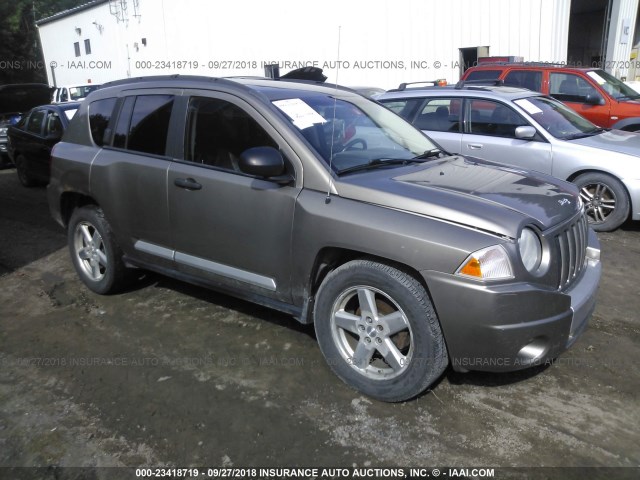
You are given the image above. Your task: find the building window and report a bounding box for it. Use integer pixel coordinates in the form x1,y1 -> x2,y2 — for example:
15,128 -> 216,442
74,42 -> 80,57
84,39 -> 91,55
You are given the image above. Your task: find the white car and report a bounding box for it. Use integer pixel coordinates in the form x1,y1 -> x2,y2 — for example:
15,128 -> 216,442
378,84 -> 640,231
52,84 -> 101,103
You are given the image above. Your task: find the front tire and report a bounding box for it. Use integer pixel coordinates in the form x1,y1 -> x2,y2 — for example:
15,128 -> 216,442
314,260 -> 448,402
68,206 -> 130,294
574,172 -> 629,232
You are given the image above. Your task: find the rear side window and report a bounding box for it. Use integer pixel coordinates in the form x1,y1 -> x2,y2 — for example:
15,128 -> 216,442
26,110 -> 46,135
413,98 -> 462,132
89,98 -> 117,146
44,111 -> 63,137
127,95 -> 174,156
465,70 -> 501,81
504,70 -> 542,92
378,98 -> 425,121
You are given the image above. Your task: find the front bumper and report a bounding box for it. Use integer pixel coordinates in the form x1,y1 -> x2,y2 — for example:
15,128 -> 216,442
624,177 -> 640,221
422,229 -> 601,372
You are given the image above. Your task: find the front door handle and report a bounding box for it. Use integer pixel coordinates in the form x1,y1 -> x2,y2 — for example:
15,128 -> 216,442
174,177 -> 202,191
468,143 -> 483,150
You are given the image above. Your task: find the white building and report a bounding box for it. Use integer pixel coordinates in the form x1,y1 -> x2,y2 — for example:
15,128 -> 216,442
36,0 -> 640,90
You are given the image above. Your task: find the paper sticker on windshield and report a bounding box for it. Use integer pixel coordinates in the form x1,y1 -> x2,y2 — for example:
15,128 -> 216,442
515,99 -> 543,115
273,98 -> 326,129
587,71 -> 607,85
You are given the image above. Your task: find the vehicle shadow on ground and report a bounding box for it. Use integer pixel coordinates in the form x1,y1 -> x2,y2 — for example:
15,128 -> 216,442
134,270 -> 316,338
619,219 -> 640,232
0,172 -> 67,275
124,271 -> 555,393
445,363 -> 551,387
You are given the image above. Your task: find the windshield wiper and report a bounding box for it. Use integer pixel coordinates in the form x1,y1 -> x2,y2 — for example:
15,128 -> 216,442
564,127 -> 608,140
413,148 -> 447,159
336,158 -> 425,175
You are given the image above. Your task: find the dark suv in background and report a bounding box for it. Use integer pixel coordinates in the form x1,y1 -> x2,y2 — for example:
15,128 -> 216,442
461,63 -> 640,131
0,83 -> 52,166
47,75 -> 600,402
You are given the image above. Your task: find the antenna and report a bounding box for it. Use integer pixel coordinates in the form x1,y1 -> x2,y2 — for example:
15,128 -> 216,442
325,26 -> 341,204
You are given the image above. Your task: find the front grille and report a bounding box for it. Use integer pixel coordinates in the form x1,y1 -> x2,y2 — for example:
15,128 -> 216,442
555,211 -> 589,290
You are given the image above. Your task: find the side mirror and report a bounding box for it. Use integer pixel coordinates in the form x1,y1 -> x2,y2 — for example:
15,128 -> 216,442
585,93 -> 604,105
239,146 -> 291,184
515,126 -> 537,140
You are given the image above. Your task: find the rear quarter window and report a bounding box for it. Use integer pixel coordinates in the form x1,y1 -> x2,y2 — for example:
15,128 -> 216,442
89,98 -> 117,146
504,70 -> 542,92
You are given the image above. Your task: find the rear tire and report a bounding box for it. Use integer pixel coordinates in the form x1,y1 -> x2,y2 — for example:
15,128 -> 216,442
574,172 -> 629,232
314,260 -> 448,402
68,206 -> 130,294
15,154 -> 36,187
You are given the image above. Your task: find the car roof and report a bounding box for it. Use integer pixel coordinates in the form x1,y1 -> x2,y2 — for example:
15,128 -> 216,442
378,85 -> 544,101
27,102 -> 82,112
96,75 -> 360,101
467,63 -> 598,72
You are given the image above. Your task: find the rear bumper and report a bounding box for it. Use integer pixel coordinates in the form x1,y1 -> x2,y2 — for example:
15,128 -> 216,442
422,229 -> 601,372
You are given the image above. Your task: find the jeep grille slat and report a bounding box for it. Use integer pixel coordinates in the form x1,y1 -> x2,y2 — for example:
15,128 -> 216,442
555,212 -> 588,290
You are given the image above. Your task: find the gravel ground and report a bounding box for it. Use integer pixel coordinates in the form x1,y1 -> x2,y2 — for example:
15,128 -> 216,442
0,167 -> 638,480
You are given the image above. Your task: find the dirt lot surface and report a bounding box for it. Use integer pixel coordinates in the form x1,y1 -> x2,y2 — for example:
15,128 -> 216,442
0,168 -> 639,479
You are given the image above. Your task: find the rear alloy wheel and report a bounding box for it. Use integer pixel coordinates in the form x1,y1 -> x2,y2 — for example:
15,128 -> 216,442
574,172 -> 629,232
68,206 -> 130,294
314,260 -> 448,402
15,154 -> 36,187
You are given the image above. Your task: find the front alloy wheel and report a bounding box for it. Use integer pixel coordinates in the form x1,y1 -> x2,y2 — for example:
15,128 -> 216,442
331,286 -> 413,380
575,172 -> 629,232
314,260 -> 448,402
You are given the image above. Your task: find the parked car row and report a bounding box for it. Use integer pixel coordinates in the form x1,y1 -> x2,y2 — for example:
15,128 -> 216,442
0,83 -> 53,167
377,83 -> 640,231
0,82 -> 99,182
461,63 -> 640,131
8,102 -> 80,186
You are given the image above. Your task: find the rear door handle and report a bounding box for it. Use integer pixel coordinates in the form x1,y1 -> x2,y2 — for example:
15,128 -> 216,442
174,177 -> 202,191
468,143 -> 483,150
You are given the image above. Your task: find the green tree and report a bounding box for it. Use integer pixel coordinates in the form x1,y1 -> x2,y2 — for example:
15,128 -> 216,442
0,0 -> 87,84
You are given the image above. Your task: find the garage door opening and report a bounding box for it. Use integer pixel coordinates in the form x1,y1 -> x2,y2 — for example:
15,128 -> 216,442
459,46 -> 490,77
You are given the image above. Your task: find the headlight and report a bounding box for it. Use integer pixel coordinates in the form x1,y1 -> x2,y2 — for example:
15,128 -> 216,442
456,245 -> 513,280
0,127 -> 7,135
518,227 -> 542,273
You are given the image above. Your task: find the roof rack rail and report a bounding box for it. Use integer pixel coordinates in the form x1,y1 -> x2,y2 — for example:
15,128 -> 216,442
455,79 -> 504,89
396,79 -> 447,90
475,61 -> 568,67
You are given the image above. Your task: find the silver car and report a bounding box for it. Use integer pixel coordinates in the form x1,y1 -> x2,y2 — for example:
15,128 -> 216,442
378,85 -> 640,231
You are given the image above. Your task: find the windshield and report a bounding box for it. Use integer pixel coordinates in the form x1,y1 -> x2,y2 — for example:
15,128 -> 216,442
514,96 -> 603,140
587,69 -> 640,100
271,92 -> 437,174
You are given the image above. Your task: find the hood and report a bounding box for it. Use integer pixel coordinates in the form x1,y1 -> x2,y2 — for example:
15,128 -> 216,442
336,156 -> 580,238
569,129 -> 640,157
